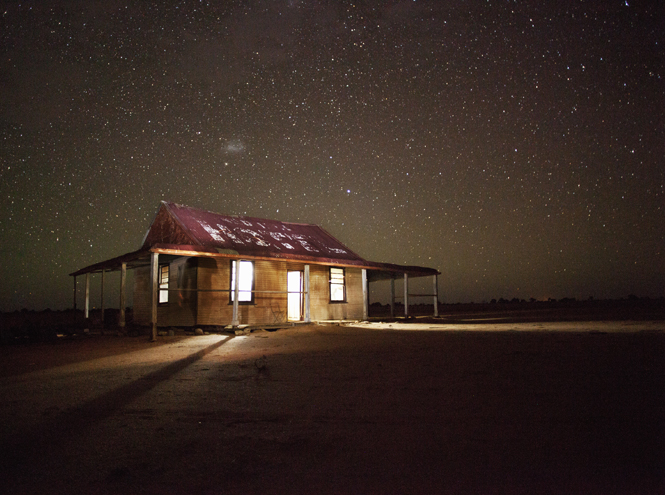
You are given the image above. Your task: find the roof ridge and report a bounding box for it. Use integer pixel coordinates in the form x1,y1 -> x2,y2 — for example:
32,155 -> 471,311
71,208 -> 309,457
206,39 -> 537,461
163,201 -> 328,228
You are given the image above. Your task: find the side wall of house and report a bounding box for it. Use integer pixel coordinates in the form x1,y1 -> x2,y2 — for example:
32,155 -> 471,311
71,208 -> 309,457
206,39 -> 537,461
133,256 -> 365,327
309,265 -> 364,321
133,257 -> 198,327
133,266 -> 150,325
196,259 -> 364,326
196,258 -> 289,326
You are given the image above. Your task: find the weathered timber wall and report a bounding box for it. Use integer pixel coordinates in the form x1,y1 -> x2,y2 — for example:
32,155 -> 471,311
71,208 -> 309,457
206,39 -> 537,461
309,265 -> 363,321
196,258 -> 290,326
133,266 -> 150,325
135,256 -> 364,326
133,257 -> 198,327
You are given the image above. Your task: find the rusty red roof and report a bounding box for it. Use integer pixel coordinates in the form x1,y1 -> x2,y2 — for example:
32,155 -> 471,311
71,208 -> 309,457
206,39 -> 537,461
70,201 -> 439,278
142,201 -> 366,263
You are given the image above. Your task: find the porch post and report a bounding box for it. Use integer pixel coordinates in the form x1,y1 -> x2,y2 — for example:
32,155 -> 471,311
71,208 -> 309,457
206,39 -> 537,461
390,277 -> 395,317
100,269 -> 105,329
119,262 -> 127,328
433,274 -> 439,317
362,269 -> 368,321
304,264 -> 311,323
84,273 -> 90,320
231,260 -> 240,327
403,273 -> 409,317
150,252 -> 159,341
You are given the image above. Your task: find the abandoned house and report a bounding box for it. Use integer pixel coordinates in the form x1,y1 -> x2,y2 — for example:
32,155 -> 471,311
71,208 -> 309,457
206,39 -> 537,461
70,201 -> 440,337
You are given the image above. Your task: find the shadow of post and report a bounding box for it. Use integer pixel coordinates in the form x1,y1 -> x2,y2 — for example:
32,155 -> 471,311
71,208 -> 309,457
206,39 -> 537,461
0,335 -> 234,479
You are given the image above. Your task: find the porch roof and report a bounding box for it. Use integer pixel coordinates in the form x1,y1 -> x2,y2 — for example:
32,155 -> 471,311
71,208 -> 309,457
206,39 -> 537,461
69,244 -> 439,279
70,202 -> 439,279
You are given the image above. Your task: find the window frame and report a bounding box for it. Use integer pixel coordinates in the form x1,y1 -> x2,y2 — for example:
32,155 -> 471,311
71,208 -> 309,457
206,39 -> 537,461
329,266 -> 346,303
229,260 -> 255,305
159,264 -> 169,305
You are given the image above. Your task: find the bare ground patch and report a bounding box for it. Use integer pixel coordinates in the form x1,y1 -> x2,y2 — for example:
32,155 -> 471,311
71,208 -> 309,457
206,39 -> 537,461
0,321 -> 663,494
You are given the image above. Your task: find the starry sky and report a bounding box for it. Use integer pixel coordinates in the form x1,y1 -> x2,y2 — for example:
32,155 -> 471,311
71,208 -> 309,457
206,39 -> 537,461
1,1 -> 663,311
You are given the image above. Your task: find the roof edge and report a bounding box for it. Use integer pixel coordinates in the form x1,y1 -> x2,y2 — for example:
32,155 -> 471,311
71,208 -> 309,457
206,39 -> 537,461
69,248 -> 151,277
70,244 -> 439,278
141,201 -> 202,249
160,201 -> 203,247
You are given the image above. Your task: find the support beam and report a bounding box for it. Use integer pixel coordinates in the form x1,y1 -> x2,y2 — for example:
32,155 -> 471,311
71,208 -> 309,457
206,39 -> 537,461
119,262 -> 127,328
84,273 -> 90,320
231,260 -> 240,327
304,264 -> 311,323
362,269 -> 368,321
433,274 -> 439,317
390,278 -> 395,318
100,269 -> 105,329
403,273 -> 409,317
150,252 -> 159,341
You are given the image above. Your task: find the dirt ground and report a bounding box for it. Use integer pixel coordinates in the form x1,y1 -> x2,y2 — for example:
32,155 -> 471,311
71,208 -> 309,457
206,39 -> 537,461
0,319 -> 664,495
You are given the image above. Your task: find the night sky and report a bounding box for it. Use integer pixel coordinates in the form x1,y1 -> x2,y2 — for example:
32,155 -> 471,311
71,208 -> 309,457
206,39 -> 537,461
1,1 -> 663,312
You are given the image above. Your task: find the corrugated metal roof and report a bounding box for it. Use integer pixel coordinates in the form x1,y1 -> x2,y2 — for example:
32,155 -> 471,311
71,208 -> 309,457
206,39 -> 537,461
70,201 -> 440,278
143,201 -> 366,263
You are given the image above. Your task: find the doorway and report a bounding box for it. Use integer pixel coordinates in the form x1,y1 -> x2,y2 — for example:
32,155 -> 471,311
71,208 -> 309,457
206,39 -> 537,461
287,270 -> 303,321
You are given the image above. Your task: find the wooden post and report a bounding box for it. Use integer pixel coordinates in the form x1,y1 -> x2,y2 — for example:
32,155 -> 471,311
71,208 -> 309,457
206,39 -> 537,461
390,277 -> 395,317
304,264 -> 311,323
150,252 -> 159,341
403,273 -> 409,318
362,269 -> 368,321
100,269 -> 105,329
433,274 -> 439,317
231,260 -> 240,327
119,262 -> 126,328
84,273 -> 90,320
73,275 -> 77,311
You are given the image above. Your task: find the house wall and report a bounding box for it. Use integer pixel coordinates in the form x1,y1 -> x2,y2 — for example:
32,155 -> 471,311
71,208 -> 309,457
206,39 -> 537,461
196,258 -> 290,326
133,266 -> 149,325
196,258 -> 364,326
309,265 -> 364,321
133,257 -> 198,327
134,256 -> 364,327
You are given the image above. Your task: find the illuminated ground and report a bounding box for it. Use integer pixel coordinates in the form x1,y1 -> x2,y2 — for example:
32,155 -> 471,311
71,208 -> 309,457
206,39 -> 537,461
1,321 -> 663,494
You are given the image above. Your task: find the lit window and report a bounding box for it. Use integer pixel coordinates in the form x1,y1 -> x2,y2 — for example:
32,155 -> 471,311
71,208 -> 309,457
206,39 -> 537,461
159,265 -> 169,304
330,267 -> 346,302
230,260 -> 254,303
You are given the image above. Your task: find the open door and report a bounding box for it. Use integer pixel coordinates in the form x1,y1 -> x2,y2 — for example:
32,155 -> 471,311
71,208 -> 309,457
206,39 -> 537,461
287,270 -> 303,321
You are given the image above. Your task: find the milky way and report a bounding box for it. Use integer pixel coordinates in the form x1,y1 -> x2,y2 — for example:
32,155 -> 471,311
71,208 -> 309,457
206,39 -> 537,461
1,1 -> 663,311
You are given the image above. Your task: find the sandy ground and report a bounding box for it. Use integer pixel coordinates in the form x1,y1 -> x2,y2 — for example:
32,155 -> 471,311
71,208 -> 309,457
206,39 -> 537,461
0,321 -> 664,495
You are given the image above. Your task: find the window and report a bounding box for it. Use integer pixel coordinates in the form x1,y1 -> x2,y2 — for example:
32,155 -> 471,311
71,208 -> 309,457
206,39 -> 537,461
329,267 -> 346,302
230,260 -> 254,303
159,265 -> 169,304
